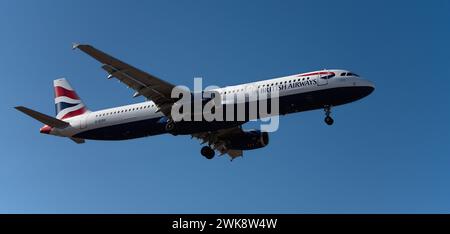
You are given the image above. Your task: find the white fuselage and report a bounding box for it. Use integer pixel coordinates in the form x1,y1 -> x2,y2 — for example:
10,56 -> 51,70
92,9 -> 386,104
49,69 -> 374,140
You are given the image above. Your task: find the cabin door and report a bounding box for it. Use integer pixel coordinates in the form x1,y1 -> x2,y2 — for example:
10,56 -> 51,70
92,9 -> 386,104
316,71 -> 328,86
79,114 -> 88,129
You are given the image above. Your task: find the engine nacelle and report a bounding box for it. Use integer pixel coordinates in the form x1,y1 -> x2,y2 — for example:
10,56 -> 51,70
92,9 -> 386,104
227,130 -> 269,150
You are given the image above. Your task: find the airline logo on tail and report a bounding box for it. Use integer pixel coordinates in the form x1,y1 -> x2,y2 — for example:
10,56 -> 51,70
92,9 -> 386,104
54,78 -> 89,119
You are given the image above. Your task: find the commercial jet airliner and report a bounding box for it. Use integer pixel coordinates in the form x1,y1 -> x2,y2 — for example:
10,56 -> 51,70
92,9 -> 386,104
16,44 -> 374,160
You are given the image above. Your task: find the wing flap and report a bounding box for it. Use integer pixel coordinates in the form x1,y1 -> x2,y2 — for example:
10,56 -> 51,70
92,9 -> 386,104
227,150 -> 243,160
192,126 -> 245,161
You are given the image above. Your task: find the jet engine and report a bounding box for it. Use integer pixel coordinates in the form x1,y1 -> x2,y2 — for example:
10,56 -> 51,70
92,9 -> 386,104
227,130 -> 269,150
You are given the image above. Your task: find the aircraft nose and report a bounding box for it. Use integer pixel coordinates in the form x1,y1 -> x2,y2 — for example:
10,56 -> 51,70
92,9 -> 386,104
366,79 -> 375,89
361,79 -> 375,97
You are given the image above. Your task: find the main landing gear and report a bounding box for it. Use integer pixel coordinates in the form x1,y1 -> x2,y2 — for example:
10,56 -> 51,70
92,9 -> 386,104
165,118 -> 175,132
201,146 -> 215,159
324,105 -> 334,126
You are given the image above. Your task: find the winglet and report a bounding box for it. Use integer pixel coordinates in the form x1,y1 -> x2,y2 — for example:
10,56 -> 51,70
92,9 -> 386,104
72,42 -> 80,50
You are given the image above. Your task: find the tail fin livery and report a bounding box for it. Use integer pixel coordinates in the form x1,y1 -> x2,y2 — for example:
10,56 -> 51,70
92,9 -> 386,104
54,78 -> 89,119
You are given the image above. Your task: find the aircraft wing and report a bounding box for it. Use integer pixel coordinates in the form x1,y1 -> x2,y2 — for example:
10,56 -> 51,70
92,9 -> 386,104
73,43 -> 181,116
192,126 -> 244,161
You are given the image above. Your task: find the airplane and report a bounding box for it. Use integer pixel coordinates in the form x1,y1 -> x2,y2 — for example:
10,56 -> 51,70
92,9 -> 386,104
15,44 -> 375,160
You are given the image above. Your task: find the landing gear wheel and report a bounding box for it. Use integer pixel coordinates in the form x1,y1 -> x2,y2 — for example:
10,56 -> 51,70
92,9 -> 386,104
324,105 -> 334,126
165,119 -> 175,132
201,146 -> 215,159
325,116 -> 334,125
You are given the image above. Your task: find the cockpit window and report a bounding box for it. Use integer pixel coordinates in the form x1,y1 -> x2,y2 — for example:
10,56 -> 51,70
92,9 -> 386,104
346,72 -> 359,77
340,72 -> 347,76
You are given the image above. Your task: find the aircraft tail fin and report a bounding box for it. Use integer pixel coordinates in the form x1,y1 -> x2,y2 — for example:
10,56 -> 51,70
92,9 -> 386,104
53,78 -> 90,119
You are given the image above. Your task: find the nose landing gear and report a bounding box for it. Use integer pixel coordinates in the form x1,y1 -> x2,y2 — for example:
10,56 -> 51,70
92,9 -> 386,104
325,116 -> 334,125
201,146 -> 215,159
324,105 -> 334,126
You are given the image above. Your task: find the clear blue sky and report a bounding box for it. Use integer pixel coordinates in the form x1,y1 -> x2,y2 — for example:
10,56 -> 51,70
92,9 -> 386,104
1,0 -> 449,213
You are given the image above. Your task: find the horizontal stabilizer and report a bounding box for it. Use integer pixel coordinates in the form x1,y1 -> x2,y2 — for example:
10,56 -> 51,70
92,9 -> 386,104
70,137 -> 85,144
15,106 -> 69,128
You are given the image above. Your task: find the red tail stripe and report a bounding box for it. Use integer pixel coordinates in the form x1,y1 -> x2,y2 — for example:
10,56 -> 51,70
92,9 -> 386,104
61,107 -> 87,119
54,86 -> 80,100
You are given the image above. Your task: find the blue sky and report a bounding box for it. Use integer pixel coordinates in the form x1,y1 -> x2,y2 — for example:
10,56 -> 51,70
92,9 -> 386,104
0,0 -> 449,213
